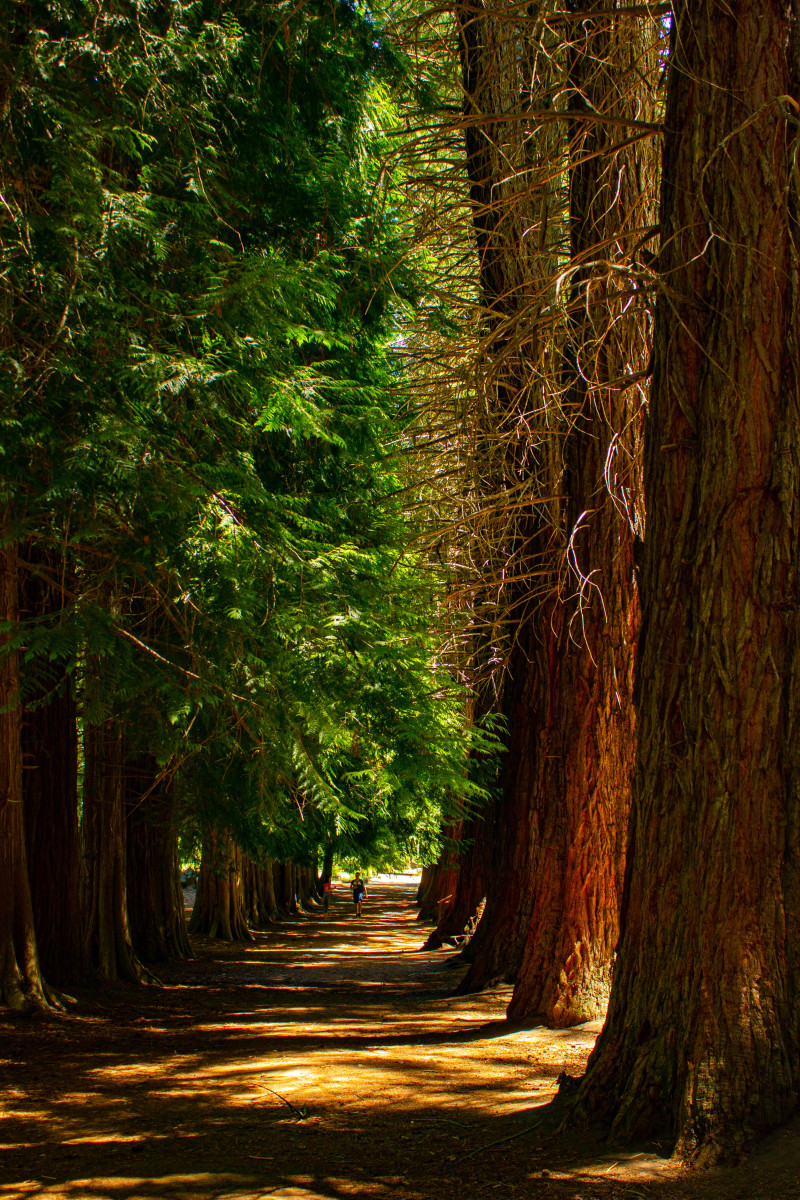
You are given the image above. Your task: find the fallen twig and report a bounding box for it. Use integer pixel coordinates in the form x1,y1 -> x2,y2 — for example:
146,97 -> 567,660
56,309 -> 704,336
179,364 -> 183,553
454,1117 -> 544,1164
258,1085 -> 307,1119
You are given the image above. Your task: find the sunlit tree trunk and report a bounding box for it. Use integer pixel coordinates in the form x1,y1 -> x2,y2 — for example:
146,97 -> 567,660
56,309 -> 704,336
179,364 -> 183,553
507,0 -> 658,1026
575,0 -> 800,1161
415,862 -> 441,920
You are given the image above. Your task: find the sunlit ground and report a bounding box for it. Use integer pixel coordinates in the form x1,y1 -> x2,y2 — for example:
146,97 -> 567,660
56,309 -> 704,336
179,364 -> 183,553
2,880 -> 799,1200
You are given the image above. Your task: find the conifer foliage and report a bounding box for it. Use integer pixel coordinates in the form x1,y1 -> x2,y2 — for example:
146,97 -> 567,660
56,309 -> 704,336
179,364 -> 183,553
0,0 -> 476,1005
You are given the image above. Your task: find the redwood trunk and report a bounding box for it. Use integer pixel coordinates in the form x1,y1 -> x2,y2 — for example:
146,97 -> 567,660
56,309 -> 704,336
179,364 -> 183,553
82,721 -> 154,983
415,863 -> 438,917
125,763 -> 192,962
0,544 -> 55,1010
456,626 -> 552,991
189,832 -> 253,941
575,0 -> 800,1160
420,814 -> 491,949
450,0 -> 570,993
416,832 -> 462,926
424,812 -> 493,951
20,552 -> 85,985
506,0 -> 657,1026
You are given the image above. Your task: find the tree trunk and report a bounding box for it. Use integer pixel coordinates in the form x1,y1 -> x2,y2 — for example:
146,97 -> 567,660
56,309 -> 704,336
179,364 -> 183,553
0,544 -> 56,1010
20,550 -> 86,986
416,852 -> 458,923
82,720 -> 154,983
189,832 -> 253,941
274,860 -> 298,915
455,624 -> 554,991
125,761 -> 192,962
415,863 -> 437,915
448,0 -> 572,994
296,866 -> 317,912
242,857 -> 278,928
422,809 -> 493,951
321,844 -> 334,885
506,0 -> 658,1027
575,0 -> 800,1161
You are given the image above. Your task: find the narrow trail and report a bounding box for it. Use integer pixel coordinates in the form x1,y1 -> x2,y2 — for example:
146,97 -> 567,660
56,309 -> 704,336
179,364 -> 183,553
2,880 -> 798,1200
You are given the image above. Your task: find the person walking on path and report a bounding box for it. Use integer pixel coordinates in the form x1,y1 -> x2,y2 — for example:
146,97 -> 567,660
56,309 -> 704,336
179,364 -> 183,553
322,878 -> 333,913
351,874 -> 367,916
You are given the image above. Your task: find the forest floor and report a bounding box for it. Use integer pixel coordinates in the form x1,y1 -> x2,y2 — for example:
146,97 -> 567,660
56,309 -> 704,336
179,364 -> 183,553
2,878 -> 799,1200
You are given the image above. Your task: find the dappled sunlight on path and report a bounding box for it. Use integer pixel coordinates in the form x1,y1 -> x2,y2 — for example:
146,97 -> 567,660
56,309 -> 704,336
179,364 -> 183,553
3,880 -> 799,1200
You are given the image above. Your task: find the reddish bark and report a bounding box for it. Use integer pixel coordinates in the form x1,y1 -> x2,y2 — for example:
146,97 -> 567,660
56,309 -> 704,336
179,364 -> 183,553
575,0 -> 800,1160
296,866 -> 317,913
455,626 -> 554,992
506,0 -> 656,1026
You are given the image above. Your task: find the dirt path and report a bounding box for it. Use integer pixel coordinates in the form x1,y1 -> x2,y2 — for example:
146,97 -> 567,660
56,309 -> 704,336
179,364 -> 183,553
2,879 -> 799,1200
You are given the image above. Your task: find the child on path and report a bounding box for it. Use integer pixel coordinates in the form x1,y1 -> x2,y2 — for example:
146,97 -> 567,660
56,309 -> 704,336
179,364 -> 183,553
322,878 -> 333,913
351,874 -> 367,916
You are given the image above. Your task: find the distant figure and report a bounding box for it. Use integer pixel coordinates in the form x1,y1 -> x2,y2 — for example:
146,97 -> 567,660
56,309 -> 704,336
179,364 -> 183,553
322,878 -> 333,913
351,874 -> 367,916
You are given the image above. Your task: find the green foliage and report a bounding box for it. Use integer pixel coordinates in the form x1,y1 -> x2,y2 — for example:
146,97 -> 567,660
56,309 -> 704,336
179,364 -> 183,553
1,0 -> 495,868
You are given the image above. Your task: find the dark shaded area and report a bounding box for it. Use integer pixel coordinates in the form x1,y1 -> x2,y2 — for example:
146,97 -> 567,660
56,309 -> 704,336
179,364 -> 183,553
2,882 -> 798,1200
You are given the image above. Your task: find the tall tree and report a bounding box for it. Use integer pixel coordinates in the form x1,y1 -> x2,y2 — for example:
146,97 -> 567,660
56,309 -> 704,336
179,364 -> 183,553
574,0 -> 800,1160
506,0 -> 659,1026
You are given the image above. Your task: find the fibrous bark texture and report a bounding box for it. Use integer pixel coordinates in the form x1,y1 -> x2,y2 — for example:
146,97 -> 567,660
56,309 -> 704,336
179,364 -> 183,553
575,0 -> 800,1161
0,544 -> 55,1010
452,0 -> 658,1014
506,0 -> 658,1027
83,721 -> 154,983
447,0 -> 565,992
126,762 -> 192,962
20,551 -> 85,986
190,832 -> 253,942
